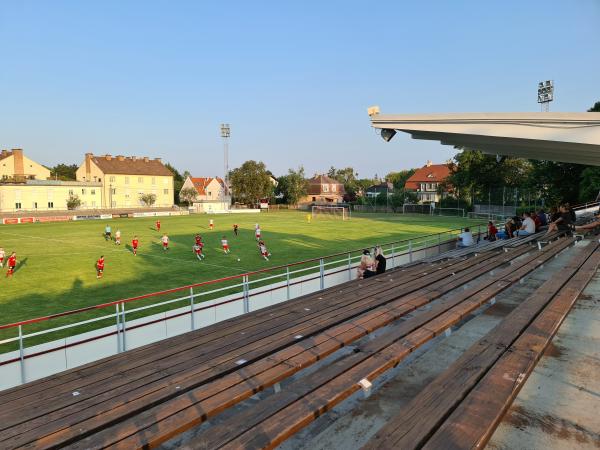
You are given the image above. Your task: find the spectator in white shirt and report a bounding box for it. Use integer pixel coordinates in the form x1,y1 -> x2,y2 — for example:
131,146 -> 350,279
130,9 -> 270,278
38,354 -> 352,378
516,212 -> 536,236
457,227 -> 474,248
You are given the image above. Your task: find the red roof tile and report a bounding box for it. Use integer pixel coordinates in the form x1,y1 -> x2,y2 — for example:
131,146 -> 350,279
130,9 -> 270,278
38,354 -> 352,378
405,164 -> 450,190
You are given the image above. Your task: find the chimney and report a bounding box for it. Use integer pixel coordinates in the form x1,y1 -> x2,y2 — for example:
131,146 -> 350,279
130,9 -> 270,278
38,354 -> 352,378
85,153 -> 93,181
154,157 -> 162,163
426,160 -> 432,167
117,155 -> 125,161
105,154 -> 112,161
143,156 -> 149,162
12,149 -> 24,176
1,149 -> 8,158
131,156 -> 137,161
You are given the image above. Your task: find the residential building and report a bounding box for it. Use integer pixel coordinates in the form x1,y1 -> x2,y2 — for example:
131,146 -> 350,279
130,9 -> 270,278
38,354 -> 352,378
365,181 -> 394,198
179,176 -> 229,213
0,148 -> 50,181
0,149 -> 103,212
404,160 -> 451,203
75,153 -> 174,208
299,174 -> 345,204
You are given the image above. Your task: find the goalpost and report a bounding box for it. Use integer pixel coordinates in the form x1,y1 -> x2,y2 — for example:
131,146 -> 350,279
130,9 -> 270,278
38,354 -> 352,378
311,205 -> 350,220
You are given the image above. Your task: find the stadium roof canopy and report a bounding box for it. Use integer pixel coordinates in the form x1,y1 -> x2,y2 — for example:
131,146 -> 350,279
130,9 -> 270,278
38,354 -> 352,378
370,112 -> 600,166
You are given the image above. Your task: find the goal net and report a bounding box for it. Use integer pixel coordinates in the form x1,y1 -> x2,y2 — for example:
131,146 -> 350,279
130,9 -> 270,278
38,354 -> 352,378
432,207 -> 465,217
402,203 -> 432,215
311,206 -> 350,220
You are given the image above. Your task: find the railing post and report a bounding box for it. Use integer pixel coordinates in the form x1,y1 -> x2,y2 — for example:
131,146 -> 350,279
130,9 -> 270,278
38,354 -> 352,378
243,275 -> 250,314
115,304 -> 122,353
391,244 -> 395,268
18,325 -> 25,384
438,233 -> 441,254
286,267 -> 291,300
347,253 -> 352,280
319,258 -> 325,290
190,287 -> 195,331
121,302 -> 127,352
408,240 -> 413,262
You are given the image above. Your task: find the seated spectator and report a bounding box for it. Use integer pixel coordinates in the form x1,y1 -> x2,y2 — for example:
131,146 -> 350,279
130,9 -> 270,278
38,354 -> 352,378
515,212 -> 536,236
503,218 -> 517,239
565,202 -> 577,223
537,209 -> 548,227
457,227 -> 474,248
357,249 -> 376,279
531,210 -> 542,232
574,214 -> 600,233
374,246 -> 387,274
547,204 -> 574,235
486,221 -> 498,241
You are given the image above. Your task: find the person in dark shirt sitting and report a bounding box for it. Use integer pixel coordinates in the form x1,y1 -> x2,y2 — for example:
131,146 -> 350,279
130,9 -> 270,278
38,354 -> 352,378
537,209 -> 548,227
374,246 -> 386,274
547,204 -> 573,235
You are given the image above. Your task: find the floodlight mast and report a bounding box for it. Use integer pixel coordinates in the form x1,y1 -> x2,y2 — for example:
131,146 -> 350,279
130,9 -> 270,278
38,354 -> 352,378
220,123 -> 230,199
537,80 -> 554,112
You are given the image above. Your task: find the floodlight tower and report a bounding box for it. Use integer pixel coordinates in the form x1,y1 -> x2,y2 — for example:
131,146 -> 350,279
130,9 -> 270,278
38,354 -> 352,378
537,80 -> 554,112
220,123 -> 230,198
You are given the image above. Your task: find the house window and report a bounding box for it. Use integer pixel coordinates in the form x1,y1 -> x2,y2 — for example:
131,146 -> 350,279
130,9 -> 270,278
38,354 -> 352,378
33,202 -> 38,209
111,188 -> 116,195
91,189 -> 95,195
111,201 -> 117,207
164,189 -> 169,195
109,176 -> 115,183
332,185 -> 337,192
322,184 -> 329,192
420,183 -> 425,191
125,177 -> 130,184
69,189 -> 74,195
152,177 -> 156,185
208,191 -> 211,197
312,197 -> 316,202
15,202 -> 22,209
138,177 -> 143,183
82,188 -> 86,195
92,201 -> 96,207
48,202 -> 54,209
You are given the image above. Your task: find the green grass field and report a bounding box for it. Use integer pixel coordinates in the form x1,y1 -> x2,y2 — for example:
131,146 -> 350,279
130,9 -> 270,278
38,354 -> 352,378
0,211 -> 481,346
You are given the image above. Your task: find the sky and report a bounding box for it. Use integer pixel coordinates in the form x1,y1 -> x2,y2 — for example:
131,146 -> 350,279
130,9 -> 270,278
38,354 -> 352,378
1,0 -> 599,179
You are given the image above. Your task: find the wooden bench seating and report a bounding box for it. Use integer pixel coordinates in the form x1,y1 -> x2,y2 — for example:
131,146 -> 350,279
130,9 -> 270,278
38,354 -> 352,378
0,237 -> 578,450
151,237 -> 575,450
0,243 -> 525,448
363,240 -> 600,450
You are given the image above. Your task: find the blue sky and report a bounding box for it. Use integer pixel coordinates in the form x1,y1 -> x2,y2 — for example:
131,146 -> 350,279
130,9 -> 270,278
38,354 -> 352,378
1,1 -> 598,178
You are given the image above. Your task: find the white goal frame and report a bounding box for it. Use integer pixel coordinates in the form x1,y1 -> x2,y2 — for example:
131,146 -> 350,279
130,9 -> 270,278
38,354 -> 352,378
311,205 -> 350,220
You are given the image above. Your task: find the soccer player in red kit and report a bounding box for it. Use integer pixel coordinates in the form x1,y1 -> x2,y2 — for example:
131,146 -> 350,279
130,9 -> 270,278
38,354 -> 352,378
6,252 -> 16,277
193,242 -> 205,260
96,255 -> 105,279
132,236 -> 139,256
156,220 -> 161,232
221,236 -> 230,254
195,234 -> 202,246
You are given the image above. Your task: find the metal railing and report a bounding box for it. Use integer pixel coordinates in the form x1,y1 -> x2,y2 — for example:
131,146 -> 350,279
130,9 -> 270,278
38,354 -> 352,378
0,223 -> 485,385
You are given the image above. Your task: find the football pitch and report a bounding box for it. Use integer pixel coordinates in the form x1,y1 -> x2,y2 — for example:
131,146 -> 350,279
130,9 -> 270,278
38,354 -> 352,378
0,211 -> 480,331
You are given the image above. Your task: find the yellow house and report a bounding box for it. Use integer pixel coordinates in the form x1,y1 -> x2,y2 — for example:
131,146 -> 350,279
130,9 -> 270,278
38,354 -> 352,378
0,148 -> 50,181
0,149 -> 103,213
75,153 -> 174,208
0,180 -> 102,213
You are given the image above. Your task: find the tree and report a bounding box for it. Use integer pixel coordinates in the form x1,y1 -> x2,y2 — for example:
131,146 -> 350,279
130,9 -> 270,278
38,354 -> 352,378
165,163 -> 184,204
276,167 -> 307,205
386,169 -> 416,190
179,187 -> 198,205
66,194 -> 81,210
140,193 -> 157,207
229,160 -> 273,206
50,164 -> 78,181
